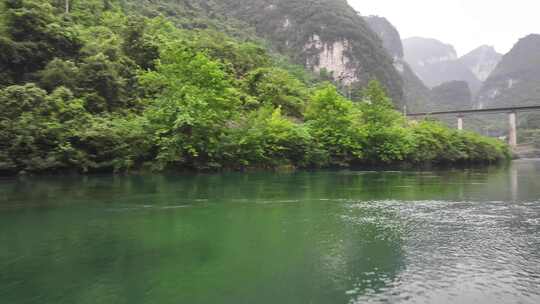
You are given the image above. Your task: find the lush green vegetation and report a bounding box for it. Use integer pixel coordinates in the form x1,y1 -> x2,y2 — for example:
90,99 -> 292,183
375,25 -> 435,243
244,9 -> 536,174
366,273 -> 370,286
0,0 -> 510,175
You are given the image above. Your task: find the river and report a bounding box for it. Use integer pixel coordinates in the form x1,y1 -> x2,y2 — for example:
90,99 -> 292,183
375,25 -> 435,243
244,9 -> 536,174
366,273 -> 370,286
1,159 -> 540,304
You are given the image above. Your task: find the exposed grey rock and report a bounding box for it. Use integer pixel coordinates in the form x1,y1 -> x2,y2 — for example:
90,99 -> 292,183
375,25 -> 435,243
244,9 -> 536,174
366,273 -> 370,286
403,37 -> 482,94
458,45 -> 502,82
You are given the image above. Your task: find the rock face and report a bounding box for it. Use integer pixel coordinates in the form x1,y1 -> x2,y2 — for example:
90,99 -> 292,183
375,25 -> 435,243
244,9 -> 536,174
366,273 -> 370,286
363,16 -> 403,60
476,34 -> 540,108
304,35 -> 356,85
364,16 -> 431,112
403,37 -> 482,94
458,45 -> 502,82
217,0 -> 404,104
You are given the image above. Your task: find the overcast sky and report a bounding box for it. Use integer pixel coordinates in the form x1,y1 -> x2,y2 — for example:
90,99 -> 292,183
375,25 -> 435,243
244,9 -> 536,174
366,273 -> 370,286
348,0 -> 540,56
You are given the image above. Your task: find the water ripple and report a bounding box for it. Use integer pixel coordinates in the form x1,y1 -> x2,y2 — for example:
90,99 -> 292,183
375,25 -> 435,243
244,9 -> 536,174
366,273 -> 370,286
343,200 -> 540,304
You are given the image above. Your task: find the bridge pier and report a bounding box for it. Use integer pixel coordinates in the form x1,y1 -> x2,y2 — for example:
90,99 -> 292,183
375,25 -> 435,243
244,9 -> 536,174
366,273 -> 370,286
406,106 -> 540,149
457,115 -> 464,131
509,111 -> 517,148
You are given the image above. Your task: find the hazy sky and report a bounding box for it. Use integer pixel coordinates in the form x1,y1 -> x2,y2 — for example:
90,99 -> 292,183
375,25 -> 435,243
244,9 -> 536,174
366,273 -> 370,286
348,0 -> 540,56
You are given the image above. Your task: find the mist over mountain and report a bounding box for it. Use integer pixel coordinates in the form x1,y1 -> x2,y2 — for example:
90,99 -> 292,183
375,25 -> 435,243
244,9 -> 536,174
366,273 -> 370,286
403,37 -> 482,94
363,16 -> 430,112
403,37 -> 458,68
477,34 -> 540,108
458,45 -> 502,82
364,16 -> 475,112
363,15 -> 403,60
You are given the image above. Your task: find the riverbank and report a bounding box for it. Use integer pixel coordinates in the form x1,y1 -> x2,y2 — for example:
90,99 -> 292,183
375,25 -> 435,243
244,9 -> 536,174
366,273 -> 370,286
1,157 -> 513,178
0,4 -> 509,176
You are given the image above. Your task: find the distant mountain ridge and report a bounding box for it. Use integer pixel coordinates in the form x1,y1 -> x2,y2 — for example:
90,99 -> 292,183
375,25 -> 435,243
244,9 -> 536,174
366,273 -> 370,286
459,45 -> 502,82
476,34 -> 540,108
402,37 -> 483,94
363,16 -> 430,112
364,17 -> 474,112
403,37 -> 458,67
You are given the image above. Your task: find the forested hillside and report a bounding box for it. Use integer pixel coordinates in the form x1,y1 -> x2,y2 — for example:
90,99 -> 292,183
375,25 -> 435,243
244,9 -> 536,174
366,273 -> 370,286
0,0 -> 509,175
477,34 -> 540,108
403,37 -> 482,94
215,0 -> 404,103
475,34 -> 540,147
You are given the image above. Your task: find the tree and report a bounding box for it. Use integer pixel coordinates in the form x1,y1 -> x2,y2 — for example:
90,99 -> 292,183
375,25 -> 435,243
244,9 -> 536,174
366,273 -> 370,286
360,80 -> 401,126
0,0 -> 81,84
305,84 -> 365,166
225,106 -> 315,168
359,80 -> 412,163
0,83 -> 49,119
243,67 -> 307,117
78,53 -> 125,112
39,58 -> 80,92
122,16 -> 159,70
0,84 -> 83,173
140,44 -> 241,169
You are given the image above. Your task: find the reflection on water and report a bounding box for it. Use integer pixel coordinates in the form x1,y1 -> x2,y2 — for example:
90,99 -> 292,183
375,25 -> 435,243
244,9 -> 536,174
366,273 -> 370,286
346,199 -> 540,303
0,160 -> 539,304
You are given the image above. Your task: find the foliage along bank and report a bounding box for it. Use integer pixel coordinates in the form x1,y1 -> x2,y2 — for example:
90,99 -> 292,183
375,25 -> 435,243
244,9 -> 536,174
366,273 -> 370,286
0,0 -> 510,175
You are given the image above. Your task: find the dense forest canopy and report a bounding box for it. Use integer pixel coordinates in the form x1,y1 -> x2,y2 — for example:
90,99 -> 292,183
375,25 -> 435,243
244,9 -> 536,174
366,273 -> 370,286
0,0 -> 509,175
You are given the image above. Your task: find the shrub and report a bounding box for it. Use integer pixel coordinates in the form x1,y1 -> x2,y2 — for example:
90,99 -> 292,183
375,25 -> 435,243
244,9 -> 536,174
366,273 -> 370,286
305,85 -> 366,166
224,107 -> 317,168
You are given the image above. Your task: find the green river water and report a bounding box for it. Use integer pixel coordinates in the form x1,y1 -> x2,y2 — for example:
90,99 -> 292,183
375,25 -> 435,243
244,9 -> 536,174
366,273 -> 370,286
1,159 -> 540,304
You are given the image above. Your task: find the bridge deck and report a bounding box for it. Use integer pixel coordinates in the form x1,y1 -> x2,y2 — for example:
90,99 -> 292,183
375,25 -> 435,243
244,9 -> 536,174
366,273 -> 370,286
406,105 -> 540,117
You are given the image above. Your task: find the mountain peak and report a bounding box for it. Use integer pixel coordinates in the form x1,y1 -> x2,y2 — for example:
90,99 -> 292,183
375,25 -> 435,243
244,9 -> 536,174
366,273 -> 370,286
402,37 -> 480,90
476,33 -> 540,107
489,33 -> 540,78
476,45 -> 497,51
459,45 -> 502,82
403,37 -> 458,65
463,45 -> 500,58
363,15 -> 403,60
521,33 -> 540,41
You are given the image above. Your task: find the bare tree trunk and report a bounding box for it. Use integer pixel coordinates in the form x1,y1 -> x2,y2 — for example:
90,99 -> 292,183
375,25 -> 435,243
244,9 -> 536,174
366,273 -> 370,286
65,0 -> 70,14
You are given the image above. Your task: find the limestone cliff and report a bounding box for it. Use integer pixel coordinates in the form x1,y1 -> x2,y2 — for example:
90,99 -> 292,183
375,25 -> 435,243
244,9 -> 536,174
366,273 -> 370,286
216,0 -> 404,104
303,35 -> 356,85
121,0 -> 405,104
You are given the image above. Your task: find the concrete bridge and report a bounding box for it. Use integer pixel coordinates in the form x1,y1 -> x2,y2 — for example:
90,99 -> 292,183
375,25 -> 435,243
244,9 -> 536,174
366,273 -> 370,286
406,105 -> 540,149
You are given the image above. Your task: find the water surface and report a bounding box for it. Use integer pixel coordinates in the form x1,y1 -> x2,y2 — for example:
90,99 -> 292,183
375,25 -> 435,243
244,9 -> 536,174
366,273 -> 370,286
1,160 -> 540,304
